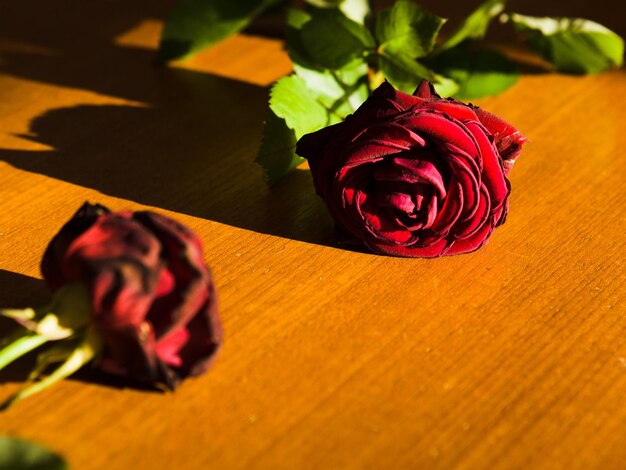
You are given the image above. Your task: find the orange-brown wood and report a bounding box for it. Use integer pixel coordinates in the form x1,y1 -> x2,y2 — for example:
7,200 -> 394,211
0,1 -> 625,468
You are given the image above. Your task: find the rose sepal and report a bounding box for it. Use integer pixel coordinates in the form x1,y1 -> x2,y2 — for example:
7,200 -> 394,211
0,283 -> 103,409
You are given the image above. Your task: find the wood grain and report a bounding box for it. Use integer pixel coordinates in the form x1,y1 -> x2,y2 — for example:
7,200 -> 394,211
0,1 -> 624,469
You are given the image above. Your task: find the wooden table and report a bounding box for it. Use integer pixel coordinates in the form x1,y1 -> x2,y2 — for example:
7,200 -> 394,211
1,1 -> 624,468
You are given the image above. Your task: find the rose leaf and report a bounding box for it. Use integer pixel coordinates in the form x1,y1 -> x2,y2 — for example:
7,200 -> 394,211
286,9 -> 319,69
379,49 -> 458,97
0,437 -> 67,470
293,59 -> 369,117
256,111 -> 302,184
435,0 -> 507,54
337,0 -> 371,25
299,9 -> 375,69
158,0 -> 276,62
304,0 -> 371,24
506,14 -> 624,74
425,45 -> 519,99
257,75 -> 333,183
375,0 -> 446,59
269,76 -> 330,138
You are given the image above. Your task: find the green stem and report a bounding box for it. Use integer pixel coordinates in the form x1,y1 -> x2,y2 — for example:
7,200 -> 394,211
2,329 -> 101,409
0,334 -> 47,370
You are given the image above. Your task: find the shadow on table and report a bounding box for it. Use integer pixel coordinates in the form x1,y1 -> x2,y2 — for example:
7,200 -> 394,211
0,0 -> 334,247
2,0 -> 623,250
0,99 -> 332,246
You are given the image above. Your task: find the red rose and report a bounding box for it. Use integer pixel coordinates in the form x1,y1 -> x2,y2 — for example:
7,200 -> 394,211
41,203 -> 222,389
296,81 -> 527,257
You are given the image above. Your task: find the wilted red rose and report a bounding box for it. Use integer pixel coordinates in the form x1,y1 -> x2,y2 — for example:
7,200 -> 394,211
41,202 -> 222,389
296,80 -> 527,257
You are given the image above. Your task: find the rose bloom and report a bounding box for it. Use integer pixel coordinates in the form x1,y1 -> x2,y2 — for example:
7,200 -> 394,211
41,203 -> 222,388
297,80 -> 527,257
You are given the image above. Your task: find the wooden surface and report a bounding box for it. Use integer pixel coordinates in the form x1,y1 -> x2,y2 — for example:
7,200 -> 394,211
1,1 -> 625,468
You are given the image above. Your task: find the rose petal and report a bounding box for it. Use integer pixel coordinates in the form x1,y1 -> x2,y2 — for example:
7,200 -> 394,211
155,268 -> 175,298
445,215 -> 496,256
62,215 -> 162,327
134,212 -> 222,379
464,121 -> 510,212
455,185 -> 491,239
473,106 -> 527,175
377,192 -> 416,213
41,202 -> 111,290
360,196 -> 410,241
447,154 -> 481,222
174,288 -> 222,377
335,166 -> 375,238
423,194 -> 438,229
399,112 -> 479,157
296,121 -> 343,165
155,328 -> 188,367
413,80 -> 440,101
387,156 -> 448,198
368,237 -> 450,258
369,81 -> 423,111
342,122 -> 427,167
430,181 -> 464,235
352,121 -> 427,148
96,322 -> 168,386
425,101 -> 479,123
413,80 -> 480,121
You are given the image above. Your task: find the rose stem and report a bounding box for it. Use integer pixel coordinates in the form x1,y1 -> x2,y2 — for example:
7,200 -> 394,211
1,329 -> 100,409
0,333 -> 47,370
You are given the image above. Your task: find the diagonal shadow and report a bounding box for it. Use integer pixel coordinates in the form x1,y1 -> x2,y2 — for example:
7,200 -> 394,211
0,94 -> 332,245
0,0 -> 333,246
1,0 -> 621,250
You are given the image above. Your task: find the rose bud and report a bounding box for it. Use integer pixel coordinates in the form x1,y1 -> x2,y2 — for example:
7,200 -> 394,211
296,80 -> 527,258
0,203 -> 221,407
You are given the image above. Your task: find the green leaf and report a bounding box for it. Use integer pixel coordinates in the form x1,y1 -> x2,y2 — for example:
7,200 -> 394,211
378,49 -> 436,93
287,8 -> 311,30
507,14 -> 624,74
299,9 -> 375,69
286,9 -> 316,68
375,0 -> 446,58
256,111 -> 302,184
293,59 -> 369,117
431,74 -> 461,98
426,46 -> 519,99
269,76 -> 329,137
0,438 -> 67,470
436,0 -> 507,53
158,0 -> 275,61
304,0 -> 371,24
257,75 -> 332,183
338,0 -> 371,25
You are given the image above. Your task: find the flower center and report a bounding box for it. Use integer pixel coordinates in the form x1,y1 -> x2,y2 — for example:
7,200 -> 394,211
368,153 -> 449,232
